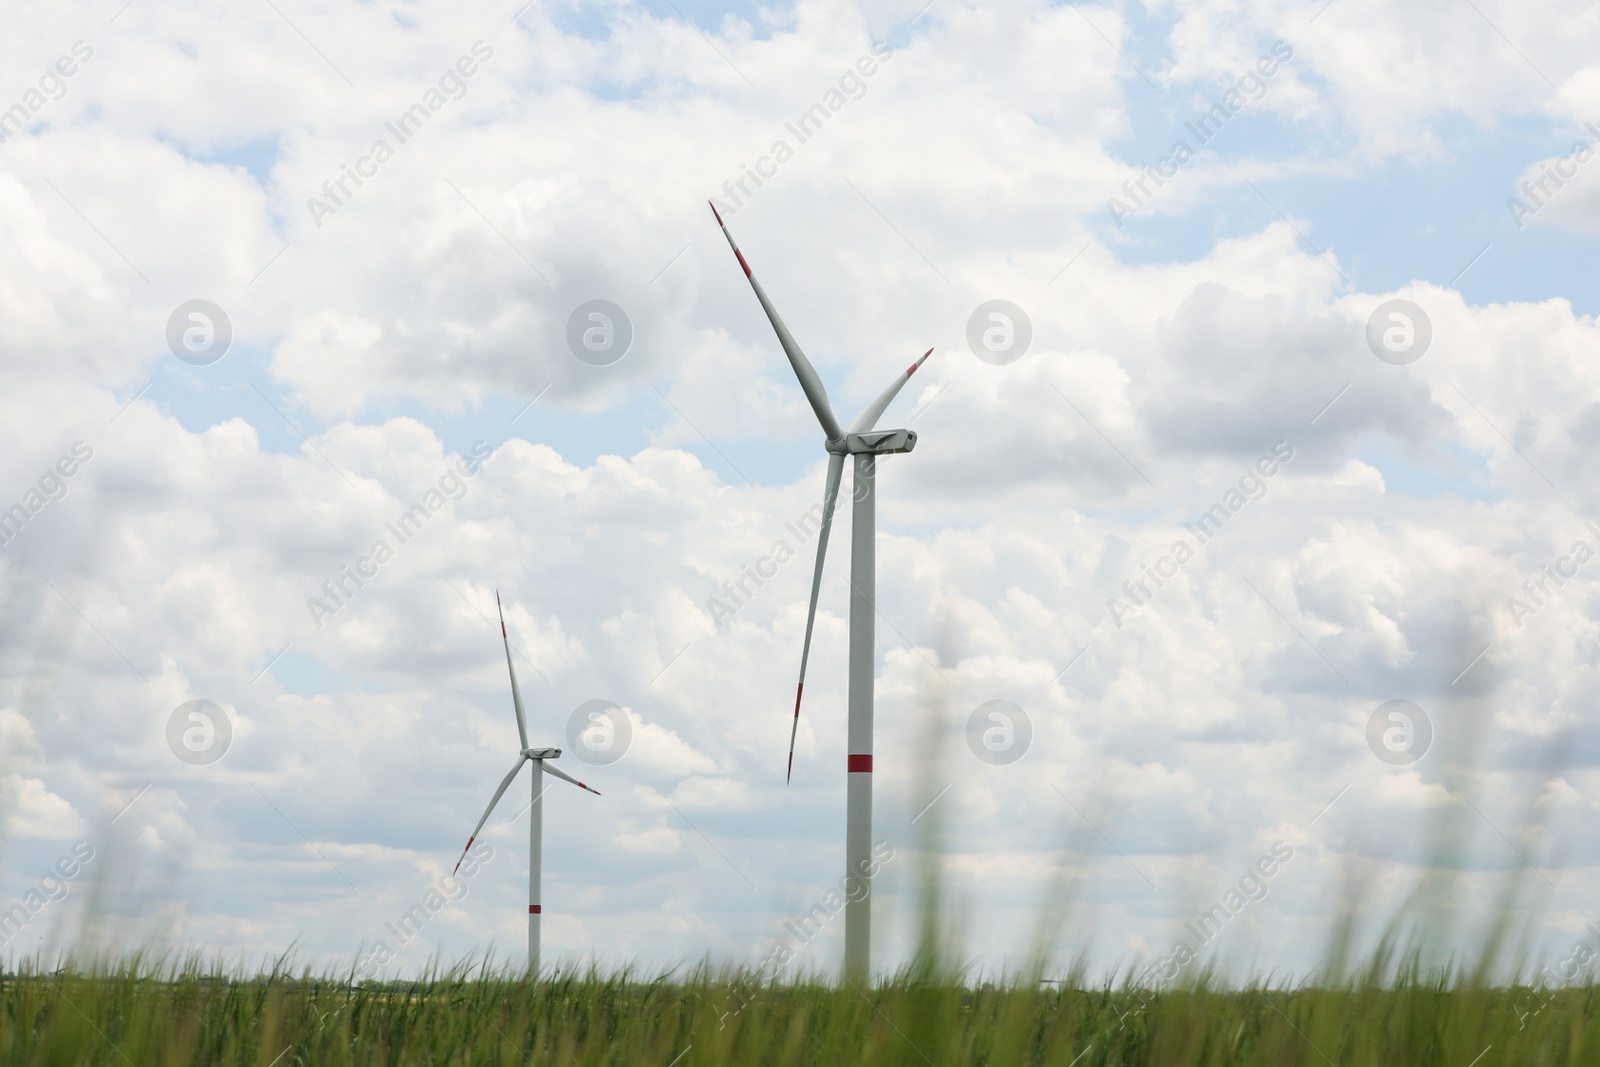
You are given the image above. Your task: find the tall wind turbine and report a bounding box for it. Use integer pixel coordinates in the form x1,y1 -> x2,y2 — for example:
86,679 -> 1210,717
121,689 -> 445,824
710,203 -> 930,979
452,592 -> 601,974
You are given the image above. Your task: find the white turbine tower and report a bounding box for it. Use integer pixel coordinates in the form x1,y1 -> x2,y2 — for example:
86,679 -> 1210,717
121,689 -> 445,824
452,592 -> 601,974
710,202 -> 931,979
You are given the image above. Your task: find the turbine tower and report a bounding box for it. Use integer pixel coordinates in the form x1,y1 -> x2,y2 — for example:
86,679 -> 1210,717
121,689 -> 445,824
710,202 -> 930,979
452,592 -> 601,973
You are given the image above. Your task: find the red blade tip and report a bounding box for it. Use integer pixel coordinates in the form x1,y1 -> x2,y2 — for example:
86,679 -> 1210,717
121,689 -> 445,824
708,200 -> 724,226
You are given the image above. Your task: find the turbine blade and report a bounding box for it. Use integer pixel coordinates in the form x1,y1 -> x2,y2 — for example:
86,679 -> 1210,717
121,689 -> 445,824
497,591 -> 530,750
848,348 -> 934,433
788,452 -> 846,783
708,202 -> 844,442
543,761 -> 602,796
452,754 -> 529,874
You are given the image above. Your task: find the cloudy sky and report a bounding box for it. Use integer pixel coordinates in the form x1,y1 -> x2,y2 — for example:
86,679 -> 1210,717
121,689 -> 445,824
3,0 -> 1600,981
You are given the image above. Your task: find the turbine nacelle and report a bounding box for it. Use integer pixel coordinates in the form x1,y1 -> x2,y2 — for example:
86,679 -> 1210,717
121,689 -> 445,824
522,747 -> 561,759
829,429 -> 917,456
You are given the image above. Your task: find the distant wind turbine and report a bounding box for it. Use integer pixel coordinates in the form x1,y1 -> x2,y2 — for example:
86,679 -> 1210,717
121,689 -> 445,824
452,592 -> 601,973
710,202 -> 930,979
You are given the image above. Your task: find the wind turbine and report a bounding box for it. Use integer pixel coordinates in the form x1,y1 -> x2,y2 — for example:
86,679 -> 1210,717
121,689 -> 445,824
709,202 -> 931,979
451,592 -> 601,974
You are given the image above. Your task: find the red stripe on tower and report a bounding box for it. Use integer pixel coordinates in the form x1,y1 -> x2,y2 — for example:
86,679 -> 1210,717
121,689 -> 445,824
848,754 -> 872,773
528,905 -> 542,914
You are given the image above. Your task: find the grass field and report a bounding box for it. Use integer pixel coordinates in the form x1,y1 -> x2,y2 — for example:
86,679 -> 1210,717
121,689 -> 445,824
0,956 -> 1592,1066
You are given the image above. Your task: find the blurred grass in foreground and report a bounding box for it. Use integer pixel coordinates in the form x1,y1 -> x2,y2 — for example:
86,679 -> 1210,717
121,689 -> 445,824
5,632 -> 1575,1064
0,956 -> 1596,1065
